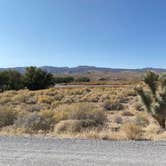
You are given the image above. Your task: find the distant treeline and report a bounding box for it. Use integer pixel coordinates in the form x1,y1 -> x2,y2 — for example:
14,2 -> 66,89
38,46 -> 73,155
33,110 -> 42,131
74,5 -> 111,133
0,67 -> 90,91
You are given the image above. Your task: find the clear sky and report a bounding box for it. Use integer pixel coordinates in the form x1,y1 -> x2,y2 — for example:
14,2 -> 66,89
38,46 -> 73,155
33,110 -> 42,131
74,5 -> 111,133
0,0 -> 166,68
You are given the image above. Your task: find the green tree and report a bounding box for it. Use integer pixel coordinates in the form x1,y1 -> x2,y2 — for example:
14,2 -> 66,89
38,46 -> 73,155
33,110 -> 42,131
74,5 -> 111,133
75,77 -> 90,82
0,70 -> 23,91
23,67 -> 54,90
136,71 -> 166,129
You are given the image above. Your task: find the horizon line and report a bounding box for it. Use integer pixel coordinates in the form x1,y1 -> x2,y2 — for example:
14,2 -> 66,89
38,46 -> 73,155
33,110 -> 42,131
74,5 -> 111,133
0,65 -> 166,70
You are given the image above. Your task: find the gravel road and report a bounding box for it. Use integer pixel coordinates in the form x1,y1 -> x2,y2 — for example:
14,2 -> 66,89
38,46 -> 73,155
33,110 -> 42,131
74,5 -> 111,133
0,136 -> 165,166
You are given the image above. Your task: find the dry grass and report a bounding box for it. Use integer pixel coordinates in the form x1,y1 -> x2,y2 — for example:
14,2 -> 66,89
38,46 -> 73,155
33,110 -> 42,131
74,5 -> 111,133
121,122 -> 142,140
135,112 -> 149,127
54,103 -> 106,134
0,106 -> 17,127
0,82 -> 165,140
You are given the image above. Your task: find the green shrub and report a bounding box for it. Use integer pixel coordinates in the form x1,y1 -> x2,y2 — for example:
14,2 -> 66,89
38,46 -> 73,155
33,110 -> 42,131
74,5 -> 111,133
75,77 -> 90,82
54,76 -> 74,83
23,66 -> 54,90
0,70 -> 23,91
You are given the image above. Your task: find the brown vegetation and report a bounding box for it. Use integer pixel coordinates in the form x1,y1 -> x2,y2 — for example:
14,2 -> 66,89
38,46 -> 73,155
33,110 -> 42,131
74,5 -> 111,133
0,81 -> 165,140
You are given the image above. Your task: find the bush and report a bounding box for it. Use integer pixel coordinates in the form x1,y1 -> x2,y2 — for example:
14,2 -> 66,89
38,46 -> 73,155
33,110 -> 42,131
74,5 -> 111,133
54,120 -> 83,133
75,77 -> 90,82
121,122 -> 142,140
121,111 -> 134,116
23,67 -> 54,90
54,103 -> 106,126
0,70 -> 23,91
103,100 -> 123,111
54,76 -> 74,83
135,112 -> 149,127
0,107 -> 17,127
114,116 -> 123,124
15,111 -> 55,132
37,95 -> 54,104
54,119 -> 98,133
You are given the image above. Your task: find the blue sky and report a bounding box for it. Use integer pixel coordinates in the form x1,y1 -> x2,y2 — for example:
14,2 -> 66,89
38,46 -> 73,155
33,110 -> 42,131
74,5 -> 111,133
0,0 -> 166,68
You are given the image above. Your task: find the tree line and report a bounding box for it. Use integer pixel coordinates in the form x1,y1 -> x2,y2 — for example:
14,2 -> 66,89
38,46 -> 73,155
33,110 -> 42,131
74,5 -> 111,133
0,67 -> 90,91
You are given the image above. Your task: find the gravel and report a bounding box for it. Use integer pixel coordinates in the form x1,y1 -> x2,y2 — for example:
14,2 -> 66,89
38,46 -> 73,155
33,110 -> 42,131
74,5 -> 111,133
0,136 -> 165,166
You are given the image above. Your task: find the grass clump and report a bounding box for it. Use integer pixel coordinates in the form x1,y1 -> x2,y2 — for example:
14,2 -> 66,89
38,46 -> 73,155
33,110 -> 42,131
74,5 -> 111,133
121,122 -> 142,140
0,106 -> 17,128
54,120 -> 79,133
37,95 -> 54,104
135,112 -> 149,127
54,103 -> 106,133
55,120 -> 101,134
15,110 -> 55,132
55,103 -> 106,125
103,100 -> 123,111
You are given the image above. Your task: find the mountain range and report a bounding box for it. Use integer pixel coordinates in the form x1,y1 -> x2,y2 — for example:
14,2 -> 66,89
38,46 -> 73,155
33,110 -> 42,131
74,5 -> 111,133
0,66 -> 166,74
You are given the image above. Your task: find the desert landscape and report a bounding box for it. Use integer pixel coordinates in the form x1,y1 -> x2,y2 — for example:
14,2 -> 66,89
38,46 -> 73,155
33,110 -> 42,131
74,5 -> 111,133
0,67 -> 165,141
0,0 -> 166,165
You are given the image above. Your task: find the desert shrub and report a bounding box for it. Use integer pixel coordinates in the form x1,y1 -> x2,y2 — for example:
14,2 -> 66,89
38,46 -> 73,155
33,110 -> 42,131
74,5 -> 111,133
61,97 -> 73,104
121,122 -> 142,140
23,66 -> 54,90
25,96 -> 37,104
15,111 -> 55,132
51,101 -> 62,109
62,76 -> 74,83
54,106 -> 69,122
103,100 -> 123,111
15,112 -> 41,131
54,103 -> 106,126
135,112 -> 149,127
125,89 -> 136,97
37,95 -> 54,104
71,89 -> 84,95
0,107 -> 17,127
54,120 -> 81,133
133,102 -> 144,111
85,94 -> 100,102
98,78 -> 107,81
54,76 -> 74,83
54,120 -> 96,133
54,94 -> 64,101
54,119 -> 98,133
68,104 -> 106,124
25,104 -> 42,112
2,90 -> 18,97
12,94 -> 26,103
121,111 -> 134,116
114,116 -> 123,124
0,96 -> 11,104
75,77 -> 90,82
39,110 -> 56,129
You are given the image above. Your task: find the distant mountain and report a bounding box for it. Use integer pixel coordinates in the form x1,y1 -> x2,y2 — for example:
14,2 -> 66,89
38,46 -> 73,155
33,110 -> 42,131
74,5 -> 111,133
0,66 -> 166,74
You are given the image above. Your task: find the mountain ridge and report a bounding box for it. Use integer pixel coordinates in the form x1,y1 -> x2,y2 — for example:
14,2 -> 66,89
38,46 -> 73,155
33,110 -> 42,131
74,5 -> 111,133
0,66 -> 166,74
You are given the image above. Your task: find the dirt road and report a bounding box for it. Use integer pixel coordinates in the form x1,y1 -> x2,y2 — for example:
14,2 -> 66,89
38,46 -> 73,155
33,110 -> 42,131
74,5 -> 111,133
0,136 -> 165,166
